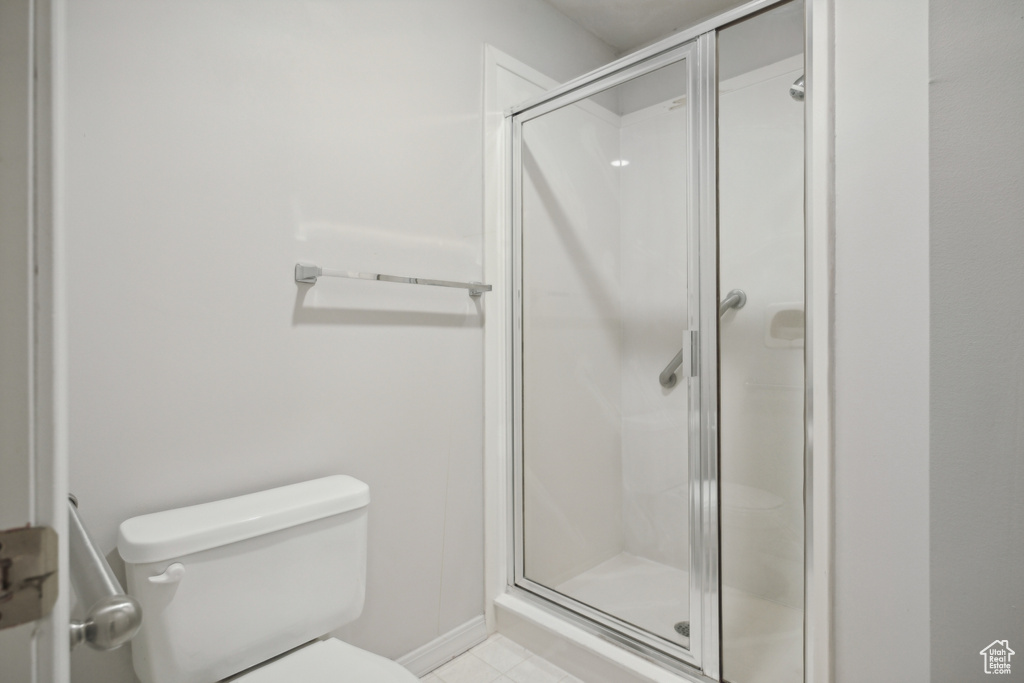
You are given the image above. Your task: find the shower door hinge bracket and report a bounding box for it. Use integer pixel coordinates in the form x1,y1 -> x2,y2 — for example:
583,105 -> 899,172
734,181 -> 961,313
0,525 -> 59,631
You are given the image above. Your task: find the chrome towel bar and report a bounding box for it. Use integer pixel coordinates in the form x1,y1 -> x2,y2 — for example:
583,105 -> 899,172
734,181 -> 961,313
295,263 -> 492,297
68,496 -> 142,651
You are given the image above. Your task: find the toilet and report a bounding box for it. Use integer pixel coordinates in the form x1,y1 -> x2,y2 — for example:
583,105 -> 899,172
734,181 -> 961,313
117,475 -> 419,683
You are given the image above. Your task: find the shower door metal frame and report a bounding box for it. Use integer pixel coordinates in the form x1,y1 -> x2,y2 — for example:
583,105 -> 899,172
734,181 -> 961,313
507,34 -> 720,679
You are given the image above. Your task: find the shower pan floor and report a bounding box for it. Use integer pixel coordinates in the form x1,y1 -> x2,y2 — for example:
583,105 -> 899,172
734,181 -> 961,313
556,553 -> 802,683
556,552 -> 689,647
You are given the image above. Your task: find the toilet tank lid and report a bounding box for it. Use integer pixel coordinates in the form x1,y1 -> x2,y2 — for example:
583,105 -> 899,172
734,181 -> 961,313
117,475 -> 369,564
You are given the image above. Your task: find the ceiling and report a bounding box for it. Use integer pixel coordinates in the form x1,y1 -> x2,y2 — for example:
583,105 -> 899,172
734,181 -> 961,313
542,0 -> 751,53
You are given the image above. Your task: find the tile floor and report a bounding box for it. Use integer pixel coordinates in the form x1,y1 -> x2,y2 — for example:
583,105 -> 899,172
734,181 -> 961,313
421,634 -> 584,683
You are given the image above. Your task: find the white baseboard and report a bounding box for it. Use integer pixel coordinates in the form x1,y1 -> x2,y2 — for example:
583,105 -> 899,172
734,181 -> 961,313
396,615 -> 489,677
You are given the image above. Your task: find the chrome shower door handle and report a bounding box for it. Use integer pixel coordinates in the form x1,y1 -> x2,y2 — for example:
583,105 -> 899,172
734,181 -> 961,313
660,290 -> 745,388
660,330 -> 698,388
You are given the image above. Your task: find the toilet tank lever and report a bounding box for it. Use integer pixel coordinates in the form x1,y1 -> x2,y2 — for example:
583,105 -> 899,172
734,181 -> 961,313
149,563 -> 186,584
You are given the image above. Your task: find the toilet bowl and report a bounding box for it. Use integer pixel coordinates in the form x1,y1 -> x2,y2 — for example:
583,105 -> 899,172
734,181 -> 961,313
117,476 -> 418,683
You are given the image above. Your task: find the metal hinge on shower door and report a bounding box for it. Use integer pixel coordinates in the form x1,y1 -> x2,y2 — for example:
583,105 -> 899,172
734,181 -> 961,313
0,526 -> 59,630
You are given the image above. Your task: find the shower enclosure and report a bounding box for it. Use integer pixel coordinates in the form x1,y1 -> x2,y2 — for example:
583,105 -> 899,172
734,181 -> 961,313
504,2 -> 805,681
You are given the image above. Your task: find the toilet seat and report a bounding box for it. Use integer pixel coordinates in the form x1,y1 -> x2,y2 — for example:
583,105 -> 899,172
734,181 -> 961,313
232,638 -> 419,682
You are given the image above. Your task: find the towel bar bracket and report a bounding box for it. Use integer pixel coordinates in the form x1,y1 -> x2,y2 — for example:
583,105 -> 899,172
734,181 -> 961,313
295,263 -> 320,284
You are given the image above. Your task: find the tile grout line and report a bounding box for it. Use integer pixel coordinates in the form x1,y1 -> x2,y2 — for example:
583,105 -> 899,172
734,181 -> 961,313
423,634 -> 593,683
426,634 -> 587,683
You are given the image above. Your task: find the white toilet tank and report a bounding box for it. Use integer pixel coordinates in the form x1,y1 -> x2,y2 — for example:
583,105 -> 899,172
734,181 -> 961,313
118,476 -> 370,683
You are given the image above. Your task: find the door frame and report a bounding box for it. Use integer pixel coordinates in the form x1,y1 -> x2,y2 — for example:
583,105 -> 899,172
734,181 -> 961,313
803,0 -> 835,681
0,0 -> 69,680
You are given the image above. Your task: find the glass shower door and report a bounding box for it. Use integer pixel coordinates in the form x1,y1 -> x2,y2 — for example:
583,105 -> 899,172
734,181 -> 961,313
717,3 -> 806,682
510,38 -> 715,672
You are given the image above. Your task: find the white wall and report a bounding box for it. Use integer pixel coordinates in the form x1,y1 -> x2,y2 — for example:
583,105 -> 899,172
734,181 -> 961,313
0,0 -> 33,535
62,2 -> 615,681
832,0 -> 931,681
929,1 -> 1024,680
0,2 -> 37,677
521,98 -> 625,587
